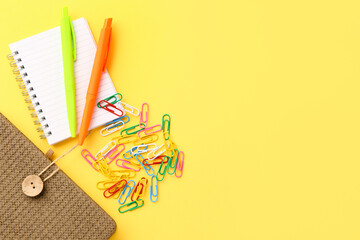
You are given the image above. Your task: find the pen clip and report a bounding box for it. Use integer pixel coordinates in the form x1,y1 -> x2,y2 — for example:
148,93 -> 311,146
69,18 -> 77,61
102,29 -> 111,72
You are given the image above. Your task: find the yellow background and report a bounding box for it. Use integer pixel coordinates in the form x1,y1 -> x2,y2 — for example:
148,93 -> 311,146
1,0 -> 360,239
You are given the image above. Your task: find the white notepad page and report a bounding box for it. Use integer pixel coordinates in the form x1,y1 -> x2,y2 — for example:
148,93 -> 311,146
9,18 -> 118,145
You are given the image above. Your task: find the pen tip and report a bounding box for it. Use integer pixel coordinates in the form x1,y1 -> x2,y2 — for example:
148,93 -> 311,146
104,18 -> 112,28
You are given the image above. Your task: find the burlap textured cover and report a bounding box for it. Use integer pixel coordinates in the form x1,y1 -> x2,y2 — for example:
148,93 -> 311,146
0,113 -> 116,239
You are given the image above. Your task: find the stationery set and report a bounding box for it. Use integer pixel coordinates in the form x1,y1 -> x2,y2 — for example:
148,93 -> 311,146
3,7 -> 117,239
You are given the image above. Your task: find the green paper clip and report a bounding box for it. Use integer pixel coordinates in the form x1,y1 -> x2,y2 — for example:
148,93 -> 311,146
118,199 -> 144,213
167,149 -> 179,175
156,156 -> 169,181
120,123 -> 146,136
97,93 -> 123,108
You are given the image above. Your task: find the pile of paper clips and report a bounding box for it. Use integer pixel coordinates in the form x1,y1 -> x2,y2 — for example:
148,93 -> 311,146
80,93 -> 184,213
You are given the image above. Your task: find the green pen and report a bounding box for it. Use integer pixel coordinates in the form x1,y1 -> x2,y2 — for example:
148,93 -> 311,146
60,7 -> 77,137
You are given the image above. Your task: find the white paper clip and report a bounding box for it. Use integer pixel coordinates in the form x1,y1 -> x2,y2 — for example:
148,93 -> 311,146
119,101 -> 140,116
95,140 -> 117,160
147,143 -> 166,160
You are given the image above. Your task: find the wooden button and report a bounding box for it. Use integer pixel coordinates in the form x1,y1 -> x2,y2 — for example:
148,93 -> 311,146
22,175 -> 44,197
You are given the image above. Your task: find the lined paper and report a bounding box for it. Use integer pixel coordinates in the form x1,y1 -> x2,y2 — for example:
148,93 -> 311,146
9,18 -> 118,145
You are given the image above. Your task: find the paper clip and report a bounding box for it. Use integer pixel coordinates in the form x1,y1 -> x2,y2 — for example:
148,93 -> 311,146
97,93 -> 123,108
139,103 -> 149,128
147,143 -> 166,160
95,140 -> 117,162
103,179 -> 127,198
167,149 -> 179,175
105,144 -> 125,163
101,116 -> 130,136
110,169 -> 136,180
118,199 -> 144,213
99,100 -> 124,117
162,114 -> 171,140
131,177 -> 148,201
123,149 -> 134,160
120,123 -> 146,136
130,144 -> 148,155
134,154 -> 155,176
150,176 -> 158,202
104,116 -> 129,129
137,124 -> 162,137
119,101 -> 140,116
156,156 -> 169,181
116,159 -> 141,172
100,123 -> 124,136
165,139 -> 177,157
118,180 -> 136,204
93,160 -> 112,177
134,134 -> 159,145
81,149 -> 98,171
97,180 -> 120,190
112,134 -> 139,145
132,143 -> 157,155
142,155 -> 167,166
175,150 -> 184,178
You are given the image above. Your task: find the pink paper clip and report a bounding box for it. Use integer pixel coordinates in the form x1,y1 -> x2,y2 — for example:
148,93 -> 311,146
81,149 -> 99,171
137,124 -> 162,137
99,100 -> 124,117
175,151 -> 185,178
104,144 -> 125,164
139,103 -> 149,128
116,159 -> 141,172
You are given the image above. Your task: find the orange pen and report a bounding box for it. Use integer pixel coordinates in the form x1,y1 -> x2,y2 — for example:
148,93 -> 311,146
78,18 -> 112,145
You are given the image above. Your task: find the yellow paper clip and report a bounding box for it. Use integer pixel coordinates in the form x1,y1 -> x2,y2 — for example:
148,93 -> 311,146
134,134 -> 159,145
165,139 -> 177,157
93,160 -> 112,177
97,180 -> 120,190
112,134 -> 139,145
110,169 -> 136,180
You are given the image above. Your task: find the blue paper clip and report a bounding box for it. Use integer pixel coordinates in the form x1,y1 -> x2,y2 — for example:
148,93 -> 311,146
150,176 -> 158,202
105,115 -> 130,129
130,144 -> 148,155
134,154 -> 154,176
118,180 -> 136,205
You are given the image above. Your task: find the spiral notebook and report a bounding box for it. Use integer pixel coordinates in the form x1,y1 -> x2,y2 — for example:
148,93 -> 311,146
8,18 -> 117,145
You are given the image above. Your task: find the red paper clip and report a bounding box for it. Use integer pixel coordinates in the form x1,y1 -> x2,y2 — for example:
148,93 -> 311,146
99,100 -> 124,117
103,179 -> 127,198
131,177 -> 148,201
142,155 -> 167,166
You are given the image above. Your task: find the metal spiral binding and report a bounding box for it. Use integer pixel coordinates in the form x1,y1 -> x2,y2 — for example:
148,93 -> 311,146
8,51 -> 52,138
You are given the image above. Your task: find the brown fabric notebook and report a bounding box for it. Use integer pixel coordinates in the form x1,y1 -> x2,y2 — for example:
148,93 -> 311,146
0,113 -> 116,239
